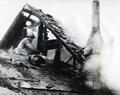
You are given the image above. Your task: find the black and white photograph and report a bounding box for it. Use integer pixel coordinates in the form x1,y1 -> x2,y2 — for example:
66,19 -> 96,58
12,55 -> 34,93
0,0 -> 119,95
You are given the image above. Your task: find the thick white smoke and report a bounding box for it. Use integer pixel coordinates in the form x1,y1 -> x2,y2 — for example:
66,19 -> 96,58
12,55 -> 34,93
100,25 -> 120,93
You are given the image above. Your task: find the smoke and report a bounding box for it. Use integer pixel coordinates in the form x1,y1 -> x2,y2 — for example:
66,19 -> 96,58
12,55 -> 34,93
83,20 -> 120,94
100,24 -> 120,93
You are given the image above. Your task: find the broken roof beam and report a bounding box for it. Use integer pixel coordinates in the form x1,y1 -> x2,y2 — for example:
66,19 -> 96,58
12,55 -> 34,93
23,4 -> 84,65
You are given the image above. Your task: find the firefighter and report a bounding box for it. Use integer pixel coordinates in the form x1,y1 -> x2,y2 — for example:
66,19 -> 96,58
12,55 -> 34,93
14,28 -> 38,55
12,28 -> 47,65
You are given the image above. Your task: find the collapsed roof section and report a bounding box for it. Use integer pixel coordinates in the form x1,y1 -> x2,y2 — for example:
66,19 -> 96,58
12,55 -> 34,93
24,4 -> 85,65
0,4 -> 84,65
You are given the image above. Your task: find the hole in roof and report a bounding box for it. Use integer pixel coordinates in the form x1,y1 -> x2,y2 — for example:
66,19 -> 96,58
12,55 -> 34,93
30,15 -> 39,22
47,29 -> 56,40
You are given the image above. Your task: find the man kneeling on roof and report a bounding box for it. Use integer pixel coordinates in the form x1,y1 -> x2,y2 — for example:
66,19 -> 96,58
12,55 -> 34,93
14,28 -> 38,55
13,28 -> 47,65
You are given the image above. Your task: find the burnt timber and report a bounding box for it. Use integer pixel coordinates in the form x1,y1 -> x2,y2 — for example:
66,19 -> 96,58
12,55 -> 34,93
23,4 -> 85,65
0,4 -> 85,73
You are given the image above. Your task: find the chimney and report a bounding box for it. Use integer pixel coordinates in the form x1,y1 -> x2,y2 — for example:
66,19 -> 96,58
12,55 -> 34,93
86,0 -> 103,53
84,0 -> 104,89
92,0 -> 100,31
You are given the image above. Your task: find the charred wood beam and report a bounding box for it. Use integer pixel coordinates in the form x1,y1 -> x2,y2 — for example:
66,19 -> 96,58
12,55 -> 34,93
53,38 -> 62,64
37,23 -> 44,51
23,4 -> 84,65
47,40 -> 59,50
41,26 -> 48,56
